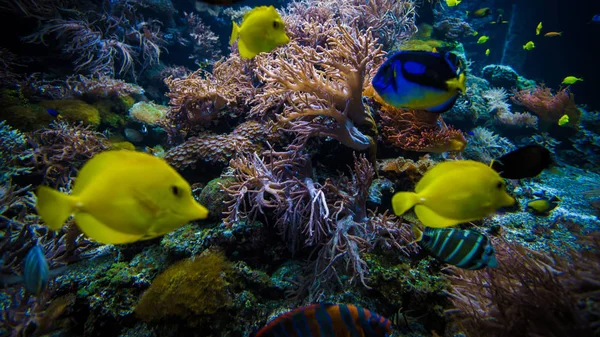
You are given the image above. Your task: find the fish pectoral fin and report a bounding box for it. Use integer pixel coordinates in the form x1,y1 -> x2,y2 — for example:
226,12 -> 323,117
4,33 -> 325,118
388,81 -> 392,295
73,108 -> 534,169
75,213 -> 144,245
237,38 -> 257,59
414,205 -> 461,228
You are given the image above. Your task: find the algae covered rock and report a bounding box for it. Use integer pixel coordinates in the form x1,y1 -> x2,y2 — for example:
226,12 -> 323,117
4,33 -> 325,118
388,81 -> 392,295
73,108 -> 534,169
40,99 -> 101,126
135,251 -> 237,324
198,176 -> 236,220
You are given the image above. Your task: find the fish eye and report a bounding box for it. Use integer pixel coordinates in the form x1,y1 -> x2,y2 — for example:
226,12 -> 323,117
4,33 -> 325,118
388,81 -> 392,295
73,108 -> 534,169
171,186 -> 180,196
496,181 -> 504,189
273,21 -> 279,29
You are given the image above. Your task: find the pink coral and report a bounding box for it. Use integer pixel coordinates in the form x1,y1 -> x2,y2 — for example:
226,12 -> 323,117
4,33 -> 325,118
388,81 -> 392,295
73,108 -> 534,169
511,84 -> 581,126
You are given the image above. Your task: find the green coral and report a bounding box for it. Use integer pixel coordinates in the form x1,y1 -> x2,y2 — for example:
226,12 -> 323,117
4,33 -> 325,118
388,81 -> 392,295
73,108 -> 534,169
135,250 -> 237,324
365,253 -> 449,309
1,103 -> 53,130
94,100 -> 127,128
198,177 -> 236,219
40,99 -> 101,126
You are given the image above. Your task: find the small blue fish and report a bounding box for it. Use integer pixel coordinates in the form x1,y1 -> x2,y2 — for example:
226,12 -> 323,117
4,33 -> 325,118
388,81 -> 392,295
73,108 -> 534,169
590,14 -> 600,23
466,131 -> 475,136
372,51 -> 466,113
47,108 -> 59,117
413,226 -> 498,270
23,244 -> 50,296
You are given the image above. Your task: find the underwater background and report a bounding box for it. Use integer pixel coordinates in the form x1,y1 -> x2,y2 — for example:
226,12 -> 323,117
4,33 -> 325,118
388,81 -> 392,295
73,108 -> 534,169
1,0 -> 600,336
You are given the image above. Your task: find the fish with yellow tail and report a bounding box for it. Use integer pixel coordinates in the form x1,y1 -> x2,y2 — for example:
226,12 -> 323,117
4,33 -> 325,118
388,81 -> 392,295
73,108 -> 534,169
527,195 -> 560,215
536,21 -> 543,35
558,114 -> 570,126
229,6 -> 290,59
445,0 -> 461,7
476,35 -> 489,44
562,76 -> 583,85
485,48 -> 490,56
36,150 -> 209,244
391,160 -> 515,228
412,225 -> 498,270
523,41 -> 535,50
371,51 -> 466,113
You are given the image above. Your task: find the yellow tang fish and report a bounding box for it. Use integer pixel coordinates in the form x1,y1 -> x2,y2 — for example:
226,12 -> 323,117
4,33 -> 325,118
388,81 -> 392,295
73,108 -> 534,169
562,76 -> 583,85
446,0 -> 462,6
391,160 -> 515,228
229,6 -> 290,59
485,48 -> 490,56
36,150 -> 209,244
523,41 -> 535,50
536,21 -> 542,35
477,36 -> 489,44
558,114 -> 570,126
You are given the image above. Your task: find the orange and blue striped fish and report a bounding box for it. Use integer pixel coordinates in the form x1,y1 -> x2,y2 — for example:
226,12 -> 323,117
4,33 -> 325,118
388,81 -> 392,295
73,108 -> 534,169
252,303 -> 392,337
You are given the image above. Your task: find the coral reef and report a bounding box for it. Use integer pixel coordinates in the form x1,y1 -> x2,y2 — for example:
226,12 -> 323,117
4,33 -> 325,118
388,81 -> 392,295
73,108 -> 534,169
446,236 -> 600,337
511,84 -> 581,127
135,250 -> 237,325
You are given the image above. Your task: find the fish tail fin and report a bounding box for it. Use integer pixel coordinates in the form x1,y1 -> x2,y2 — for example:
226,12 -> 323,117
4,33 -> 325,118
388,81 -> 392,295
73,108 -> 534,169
447,73 -> 467,93
411,224 -> 423,243
230,22 -> 240,46
36,186 -> 76,230
391,192 -> 420,216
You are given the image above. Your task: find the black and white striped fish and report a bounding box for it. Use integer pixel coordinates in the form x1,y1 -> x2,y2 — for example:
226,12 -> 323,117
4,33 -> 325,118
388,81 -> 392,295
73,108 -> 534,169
413,226 -> 498,270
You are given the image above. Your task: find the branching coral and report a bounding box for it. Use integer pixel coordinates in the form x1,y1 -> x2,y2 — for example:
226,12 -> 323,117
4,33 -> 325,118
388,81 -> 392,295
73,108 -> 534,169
0,121 -> 32,184
283,0 -> 417,49
446,236 -> 600,337
463,127 -> 515,164
253,25 -> 385,152
163,55 -> 254,140
483,87 -> 537,129
184,12 -> 221,67
19,74 -> 144,100
24,121 -> 109,188
379,104 -> 467,153
511,84 -> 581,127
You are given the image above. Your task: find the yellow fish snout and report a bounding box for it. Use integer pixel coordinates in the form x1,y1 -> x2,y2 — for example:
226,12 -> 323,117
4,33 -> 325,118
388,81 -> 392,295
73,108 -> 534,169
188,200 -> 209,220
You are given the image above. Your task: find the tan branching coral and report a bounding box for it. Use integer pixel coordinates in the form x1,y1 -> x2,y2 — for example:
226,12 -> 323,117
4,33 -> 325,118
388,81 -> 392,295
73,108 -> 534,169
163,55 -> 254,137
253,25 -> 385,151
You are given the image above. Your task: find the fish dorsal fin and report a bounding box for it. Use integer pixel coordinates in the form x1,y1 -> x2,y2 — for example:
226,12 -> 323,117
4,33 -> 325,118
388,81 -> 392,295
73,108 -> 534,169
243,6 -> 272,22
72,150 -> 157,195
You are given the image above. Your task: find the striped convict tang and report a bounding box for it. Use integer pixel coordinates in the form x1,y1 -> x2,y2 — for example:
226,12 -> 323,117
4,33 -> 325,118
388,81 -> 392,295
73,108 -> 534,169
252,303 -> 392,337
419,227 -> 498,270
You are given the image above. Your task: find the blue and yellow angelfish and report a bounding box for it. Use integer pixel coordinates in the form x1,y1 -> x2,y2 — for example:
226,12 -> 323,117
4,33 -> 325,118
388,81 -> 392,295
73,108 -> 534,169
372,51 -> 466,113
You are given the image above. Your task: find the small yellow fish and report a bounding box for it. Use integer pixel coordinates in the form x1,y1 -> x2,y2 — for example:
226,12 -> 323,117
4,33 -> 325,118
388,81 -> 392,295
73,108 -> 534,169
446,0 -> 462,7
527,196 -> 560,215
523,41 -> 535,50
472,31 -> 479,36
36,150 -> 209,244
477,36 -> 489,44
562,76 -> 583,85
229,6 -> 290,59
471,8 -> 491,18
558,114 -> 570,126
432,47 -> 438,53
485,48 -> 490,56
391,160 -> 515,228
544,32 -> 562,37
536,21 -> 543,35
